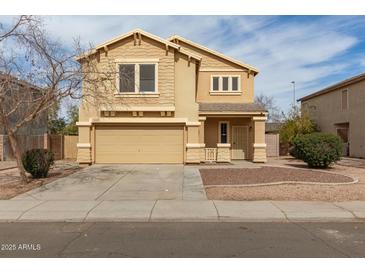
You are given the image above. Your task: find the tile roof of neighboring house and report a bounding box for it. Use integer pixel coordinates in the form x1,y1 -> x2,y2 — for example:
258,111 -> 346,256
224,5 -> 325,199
76,29 -> 202,62
168,35 -> 259,75
199,103 -> 266,113
298,72 -> 365,102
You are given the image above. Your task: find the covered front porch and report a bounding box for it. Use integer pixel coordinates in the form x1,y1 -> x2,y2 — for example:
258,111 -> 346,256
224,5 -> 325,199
185,103 -> 268,164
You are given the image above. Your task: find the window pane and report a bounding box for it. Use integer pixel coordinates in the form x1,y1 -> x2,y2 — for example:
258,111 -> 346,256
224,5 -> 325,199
222,77 -> 229,91
232,77 -> 239,91
119,64 -> 135,92
212,77 -> 219,91
220,123 -> 228,143
140,64 -> 155,92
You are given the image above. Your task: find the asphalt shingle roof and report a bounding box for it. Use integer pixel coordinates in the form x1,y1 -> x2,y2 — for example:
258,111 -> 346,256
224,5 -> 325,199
199,103 -> 266,112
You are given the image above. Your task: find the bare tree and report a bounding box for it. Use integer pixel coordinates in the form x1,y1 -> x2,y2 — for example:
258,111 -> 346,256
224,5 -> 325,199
255,94 -> 283,122
0,16 -> 116,183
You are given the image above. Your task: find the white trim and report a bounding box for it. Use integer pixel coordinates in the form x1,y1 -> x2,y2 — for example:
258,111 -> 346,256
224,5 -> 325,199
76,122 -> 92,126
116,61 -> 158,94
199,111 -> 268,116
252,116 -> 267,121
209,91 -> 242,96
114,58 -> 159,63
100,105 -> 175,112
253,143 -> 267,148
186,121 -> 201,126
198,116 -> 207,121
218,121 -> 230,144
114,93 -> 160,98
91,117 -> 187,124
77,143 -> 91,148
168,35 -> 259,74
200,68 -> 246,72
186,143 -> 205,148
217,143 -> 231,148
210,75 -> 241,93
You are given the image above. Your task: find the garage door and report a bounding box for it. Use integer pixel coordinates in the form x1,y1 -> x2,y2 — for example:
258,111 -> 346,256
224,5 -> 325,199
95,126 -> 184,163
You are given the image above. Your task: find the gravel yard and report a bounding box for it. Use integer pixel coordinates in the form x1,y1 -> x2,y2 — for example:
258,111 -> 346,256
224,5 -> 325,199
203,157 -> 365,202
200,166 -> 353,185
0,160 -> 81,199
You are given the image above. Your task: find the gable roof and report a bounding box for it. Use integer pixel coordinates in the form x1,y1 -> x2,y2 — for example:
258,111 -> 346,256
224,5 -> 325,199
298,72 -> 365,102
76,29 -> 202,62
168,35 -> 259,75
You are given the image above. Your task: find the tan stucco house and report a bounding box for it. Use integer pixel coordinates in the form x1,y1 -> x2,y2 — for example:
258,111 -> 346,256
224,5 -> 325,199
298,72 -> 365,158
76,29 -> 267,165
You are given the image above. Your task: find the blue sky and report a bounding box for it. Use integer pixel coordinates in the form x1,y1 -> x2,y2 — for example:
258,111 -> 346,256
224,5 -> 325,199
2,15 -> 365,113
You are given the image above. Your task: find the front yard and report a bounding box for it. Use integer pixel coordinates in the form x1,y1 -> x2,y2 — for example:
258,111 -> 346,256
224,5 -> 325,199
0,161 -> 81,199
201,157 -> 365,202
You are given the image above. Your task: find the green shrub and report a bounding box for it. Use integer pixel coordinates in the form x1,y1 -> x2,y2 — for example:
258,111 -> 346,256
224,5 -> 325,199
292,133 -> 343,168
22,149 -> 55,178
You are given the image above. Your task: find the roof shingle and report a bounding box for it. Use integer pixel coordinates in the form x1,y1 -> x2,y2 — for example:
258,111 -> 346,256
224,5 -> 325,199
199,103 -> 266,112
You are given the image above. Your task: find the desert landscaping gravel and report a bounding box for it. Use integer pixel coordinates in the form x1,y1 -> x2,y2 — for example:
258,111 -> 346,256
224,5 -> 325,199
200,166 -> 353,185
204,157 -> 365,202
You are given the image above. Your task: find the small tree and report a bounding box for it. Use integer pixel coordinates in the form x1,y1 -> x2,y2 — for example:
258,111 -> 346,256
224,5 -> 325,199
255,94 -> 283,122
0,16 -> 115,183
63,104 -> 79,135
279,105 -> 317,146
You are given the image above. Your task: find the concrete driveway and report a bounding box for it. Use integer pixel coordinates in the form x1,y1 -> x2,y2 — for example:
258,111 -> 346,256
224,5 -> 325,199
13,164 -> 206,201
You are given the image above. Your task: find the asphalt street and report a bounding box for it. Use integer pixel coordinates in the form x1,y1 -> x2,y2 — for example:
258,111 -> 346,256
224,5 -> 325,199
0,222 -> 364,257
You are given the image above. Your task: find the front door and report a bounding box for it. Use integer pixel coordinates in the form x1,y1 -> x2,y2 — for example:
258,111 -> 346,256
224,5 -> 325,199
232,126 -> 248,160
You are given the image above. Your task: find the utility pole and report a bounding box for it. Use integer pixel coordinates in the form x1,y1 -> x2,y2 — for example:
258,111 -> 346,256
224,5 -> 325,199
291,81 -> 296,106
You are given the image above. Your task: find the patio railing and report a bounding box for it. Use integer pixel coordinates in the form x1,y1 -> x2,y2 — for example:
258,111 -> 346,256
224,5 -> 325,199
205,148 -> 217,161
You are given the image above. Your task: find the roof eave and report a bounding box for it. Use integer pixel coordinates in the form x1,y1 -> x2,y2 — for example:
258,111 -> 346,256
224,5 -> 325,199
75,29 -> 202,63
168,35 -> 259,75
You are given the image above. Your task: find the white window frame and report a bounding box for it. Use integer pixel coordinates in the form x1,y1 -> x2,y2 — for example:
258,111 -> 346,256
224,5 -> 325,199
210,75 -> 241,93
218,121 -> 230,144
115,59 -> 159,94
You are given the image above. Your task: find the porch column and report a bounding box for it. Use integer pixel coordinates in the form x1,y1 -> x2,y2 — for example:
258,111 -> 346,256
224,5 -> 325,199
185,121 -> 202,164
252,116 -> 267,163
198,116 -> 206,162
76,121 -> 92,165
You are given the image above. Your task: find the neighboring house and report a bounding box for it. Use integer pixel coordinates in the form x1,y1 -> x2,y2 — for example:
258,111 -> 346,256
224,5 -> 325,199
298,72 -> 365,158
0,73 -> 47,136
0,73 -> 48,160
76,29 -> 267,165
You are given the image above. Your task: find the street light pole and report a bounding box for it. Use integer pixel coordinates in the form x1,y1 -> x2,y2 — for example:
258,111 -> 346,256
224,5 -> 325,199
291,81 -> 296,106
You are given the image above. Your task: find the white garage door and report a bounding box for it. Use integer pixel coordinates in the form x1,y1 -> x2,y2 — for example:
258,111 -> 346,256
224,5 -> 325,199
95,126 -> 184,164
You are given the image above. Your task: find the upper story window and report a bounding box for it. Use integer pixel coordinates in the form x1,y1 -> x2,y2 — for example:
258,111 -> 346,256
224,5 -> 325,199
118,61 -> 158,93
210,75 -> 241,93
341,89 -> 348,111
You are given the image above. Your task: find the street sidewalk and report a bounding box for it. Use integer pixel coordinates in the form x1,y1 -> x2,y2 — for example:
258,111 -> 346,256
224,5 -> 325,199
0,199 -> 364,222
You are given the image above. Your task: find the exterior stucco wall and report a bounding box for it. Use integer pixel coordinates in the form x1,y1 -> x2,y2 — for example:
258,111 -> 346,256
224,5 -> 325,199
177,41 -> 243,69
79,35 -> 176,122
176,40 -> 255,104
301,79 -> 365,158
174,53 -> 199,121
197,71 -> 254,103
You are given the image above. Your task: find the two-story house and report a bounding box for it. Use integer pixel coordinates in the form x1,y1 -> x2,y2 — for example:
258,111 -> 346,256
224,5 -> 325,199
76,29 -> 267,165
298,72 -> 365,158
